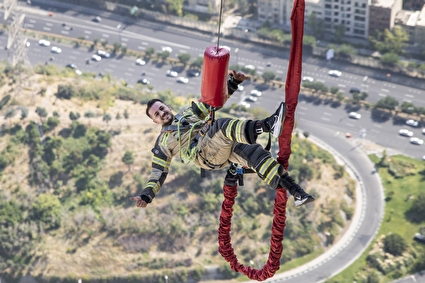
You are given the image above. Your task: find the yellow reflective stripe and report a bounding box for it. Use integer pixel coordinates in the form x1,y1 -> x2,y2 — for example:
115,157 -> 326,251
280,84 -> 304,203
235,120 -> 244,143
196,102 -> 209,116
153,157 -> 170,169
161,133 -> 169,146
226,120 -> 236,140
146,182 -> 160,194
258,158 -> 273,175
263,164 -> 279,184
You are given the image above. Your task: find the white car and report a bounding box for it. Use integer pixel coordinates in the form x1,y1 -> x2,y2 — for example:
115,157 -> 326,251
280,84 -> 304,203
238,101 -> 251,109
422,128 -> 425,135
38,39 -> 51,47
250,90 -> 262,97
237,85 -> 244,91
244,64 -> 256,70
399,129 -> 414,137
302,76 -> 314,82
348,112 -> 361,119
25,41 -> 30,47
406,119 -> 419,127
328,70 -> 342,77
135,58 -> 146,66
245,96 -> 257,102
162,46 -> 173,53
410,137 -> 424,145
51,46 -> 62,54
176,77 -> 189,84
91,54 -> 102,62
96,50 -> 111,58
75,70 -> 82,75
166,70 -> 178,77
137,78 -> 149,85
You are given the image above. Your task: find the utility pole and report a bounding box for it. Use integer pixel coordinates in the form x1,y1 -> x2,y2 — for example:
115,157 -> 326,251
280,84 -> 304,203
3,0 -> 36,101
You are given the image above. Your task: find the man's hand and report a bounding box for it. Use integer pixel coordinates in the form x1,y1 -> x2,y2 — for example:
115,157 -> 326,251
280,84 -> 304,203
129,196 -> 148,208
229,70 -> 248,82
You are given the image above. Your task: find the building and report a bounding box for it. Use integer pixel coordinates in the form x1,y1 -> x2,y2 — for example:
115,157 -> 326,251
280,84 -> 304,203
368,0 -> 403,37
403,0 -> 425,11
183,0 -> 221,15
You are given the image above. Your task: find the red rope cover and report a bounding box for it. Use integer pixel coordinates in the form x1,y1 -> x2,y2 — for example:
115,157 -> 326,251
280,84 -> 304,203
217,0 -> 304,280
218,185 -> 287,281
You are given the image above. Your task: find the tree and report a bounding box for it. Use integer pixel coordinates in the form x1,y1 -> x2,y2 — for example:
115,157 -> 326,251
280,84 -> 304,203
307,12 -> 324,38
101,39 -> 108,48
178,53 -> 191,66
121,46 -> 127,55
375,96 -> 399,111
56,84 -> 76,100
46,117 -> 60,132
19,106 -> 28,121
113,42 -> 122,53
116,112 -> 122,127
190,57 -> 204,69
103,113 -> 112,127
165,0 -> 183,16
32,193 -> 62,229
334,24 -> 345,43
380,52 -> 399,66
383,233 -> 407,256
92,38 -> 99,48
262,71 -> 276,82
409,195 -> 425,222
338,44 -> 356,58
4,108 -> 16,126
303,35 -> 316,46
400,101 -> 415,114
370,26 -> 409,55
124,109 -> 130,127
122,150 -> 135,171
69,111 -> 81,122
145,47 -> 155,58
35,107 -> 48,122
158,51 -> 170,61
84,110 -> 95,125
53,111 -> 60,118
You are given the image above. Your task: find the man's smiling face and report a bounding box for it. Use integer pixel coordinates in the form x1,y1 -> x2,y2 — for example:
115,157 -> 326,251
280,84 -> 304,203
148,101 -> 173,125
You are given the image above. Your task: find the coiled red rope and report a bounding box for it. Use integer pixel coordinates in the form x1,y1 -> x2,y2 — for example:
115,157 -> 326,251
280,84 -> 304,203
217,0 -> 305,280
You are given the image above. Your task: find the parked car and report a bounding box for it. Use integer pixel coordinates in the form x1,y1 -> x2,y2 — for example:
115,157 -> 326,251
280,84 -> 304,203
93,16 -> 101,22
162,46 -> 173,53
348,112 -> 361,119
302,76 -> 314,82
328,70 -> 342,77
410,137 -> 424,145
238,101 -> 250,109
66,63 -> 77,69
97,50 -> 111,58
349,87 -> 361,93
237,85 -> 244,91
75,70 -> 82,75
137,78 -> 149,85
91,54 -> 102,62
406,119 -> 419,127
187,69 -> 200,77
245,96 -> 257,102
399,129 -> 414,137
244,64 -> 256,70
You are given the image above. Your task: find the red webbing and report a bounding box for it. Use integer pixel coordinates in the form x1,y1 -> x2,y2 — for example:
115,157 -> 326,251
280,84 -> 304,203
218,184 -> 287,281
277,0 -> 305,170
217,0 -> 304,280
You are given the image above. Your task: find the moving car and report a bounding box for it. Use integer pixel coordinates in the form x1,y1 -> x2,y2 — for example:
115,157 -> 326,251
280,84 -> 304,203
176,77 -> 189,84
349,87 -> 361,93
238,101 -> 250,109
75,70 -> 82,76
97,50 -> 111,58
162,46 -> 173,53
137,78 -> 149,85
410,137 -> 424,145
399,129 -> 414,137
91,54 -> 102,62
66,63 -> 77,69
245,96 -> 257,102
51,46 -> 62,54
328,70 -> 342,77
302,76 -> 314,82
187,69 -> 200,77
93,16 -> 101,22
38,39 -> 51,47
135,58 -> 146,66
250,89 -> 262,97
348,112 -> 361,119
166,70 -> 178,77
244,64 -> 256,70
406,119 -> 419,127
237,85 -> 244,91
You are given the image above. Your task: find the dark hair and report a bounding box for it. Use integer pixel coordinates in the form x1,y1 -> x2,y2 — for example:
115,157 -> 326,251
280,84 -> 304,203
146,98 -> 164,118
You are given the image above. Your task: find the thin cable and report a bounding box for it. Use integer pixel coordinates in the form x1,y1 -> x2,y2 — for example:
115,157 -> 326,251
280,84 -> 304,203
216,0 -> 224,53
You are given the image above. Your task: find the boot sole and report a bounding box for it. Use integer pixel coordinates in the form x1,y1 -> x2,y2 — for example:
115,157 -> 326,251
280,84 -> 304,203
294,196 -> 315,207
272,102 -> 286,138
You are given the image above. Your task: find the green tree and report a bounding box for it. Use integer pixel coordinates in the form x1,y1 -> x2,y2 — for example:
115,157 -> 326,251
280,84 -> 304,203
56,84 -> 76,99
262,71 -> 276,82
383,233 -> 407,256
113,42 -> 122,53
46,117 -> 60,132
375,96 -> 399,111
4,107 -> 16,126
334,24 -> 346,43
35,107 -> 48,122
32,193 -> 62,229
338,44 -> 356,58
307,13 -> 324,38
190,57 -> 204,69
84,110 -> 95,125
69,111 -> 81,122
20,106 -> 28,121
92,38 -> 99,48
53,111 -> 60,118
122,150 -> 135,171
380,52 -> 399,66
124,109 -> 130,127
371,26 -> 409,55
101,39 -> 108,48
165,0 -> 183,16
103,113 -> 112,127
145,47 -> 155,58
409,195 -> 425,222
158,51 -> 170,61
330,86 -> 339,94
303,35 -> 317,46
121,46 -> 127,55
177,53 -> 191,66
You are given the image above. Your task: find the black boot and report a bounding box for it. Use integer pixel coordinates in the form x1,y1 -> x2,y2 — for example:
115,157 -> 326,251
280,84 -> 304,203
257,102 -> 286,137
280,173 -> 315,207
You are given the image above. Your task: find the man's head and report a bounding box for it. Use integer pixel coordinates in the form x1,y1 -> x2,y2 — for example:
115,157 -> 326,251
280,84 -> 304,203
146,99 -> 173,125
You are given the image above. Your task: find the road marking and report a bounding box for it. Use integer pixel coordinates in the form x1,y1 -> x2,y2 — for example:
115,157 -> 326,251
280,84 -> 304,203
69,56 -> 76,59
127,68 -> 135,72
109,64 -> 117,68
61,31 -> 69,35
102,34 -> 110,38
346,123 -> 355,127
371,129 -> 380,133
373,124 -> 382,128
121,38 -> 129,42
84,30 -> 92,34
71,51 -> 81,55
124,72 -> 132,76
45,23 -> 53,27
378,93 -> 387,97
381,88 -> 389,92
321,117 -> 330,121
137,46 -> 146,50
105,68 -> 113,72
29,19 -> 36,23
405,94 -> 414,98
324,112 -> 332,116
25,23 -> 34,28
403,99 -> 412,103
43,27 -> 51,31
338,84 -> 346,88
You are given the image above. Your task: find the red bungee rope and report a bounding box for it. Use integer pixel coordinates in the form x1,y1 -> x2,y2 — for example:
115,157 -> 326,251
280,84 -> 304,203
217,0 -> 305,280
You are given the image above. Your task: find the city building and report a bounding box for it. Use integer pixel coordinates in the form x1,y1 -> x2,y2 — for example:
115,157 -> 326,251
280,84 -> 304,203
183,0 -> 221,15
403,0 -> 425,11
369,0 -> 403,37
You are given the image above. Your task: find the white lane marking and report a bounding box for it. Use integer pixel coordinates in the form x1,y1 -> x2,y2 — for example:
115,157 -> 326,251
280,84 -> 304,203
84,30 -> 92,34
43,27 -> 51,31
381,88 -> 389,92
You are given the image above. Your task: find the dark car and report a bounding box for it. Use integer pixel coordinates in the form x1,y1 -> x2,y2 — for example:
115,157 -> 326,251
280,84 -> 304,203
187,69 -> 200,77
66,63 -> 77,69
349,87 -> 361,93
